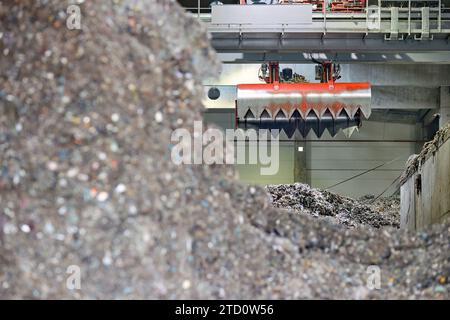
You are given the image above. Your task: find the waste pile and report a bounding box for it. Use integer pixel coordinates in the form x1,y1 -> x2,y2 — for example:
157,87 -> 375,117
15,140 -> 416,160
1,0 -> 449,299
266,184 -> 400,229
364,196 -> 400,228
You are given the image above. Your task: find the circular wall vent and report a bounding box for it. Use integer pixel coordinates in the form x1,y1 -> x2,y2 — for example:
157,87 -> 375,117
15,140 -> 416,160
208,87 -> 220,100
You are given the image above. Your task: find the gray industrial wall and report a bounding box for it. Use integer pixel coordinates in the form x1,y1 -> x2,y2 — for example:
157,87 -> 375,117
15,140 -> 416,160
308,121 -> 418,198
400,137 -> 450,230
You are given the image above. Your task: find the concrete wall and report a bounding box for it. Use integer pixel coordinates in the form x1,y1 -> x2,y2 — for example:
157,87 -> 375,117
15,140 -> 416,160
400,138 -> 450,231
441,86 -> 450,127
235,141 -> 298,185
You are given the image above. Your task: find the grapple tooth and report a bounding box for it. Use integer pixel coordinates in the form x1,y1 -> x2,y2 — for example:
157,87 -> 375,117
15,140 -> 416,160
298,104 -> 311,120
305,113 -> 320,137
311,107 -> 322,120
287,107 -> 300,119
342,126 -> 358,138
321,128 -> 333,139
320,111 -> 334,137
297,119 -> 307,137
273,108 -> 290,120
269,108 -> 278,120
316,122 -> 327,138
303,111 -> 318,137
360,105 -> 372,119
237,107 -> 246,120
244,109 -> 255,119
260,109 -> 271,119
275,110 -> 287,120
350,106 -> 360,119
283,125 -> 297,138
281,108 -> 291,119
328,124 -> 338,137
278,129 -> 289,140
291,109 -> 301,119
327,107 -> 337,120
343,106 -> 354,120
292,128 -> 303,140
314,104 -> 329,120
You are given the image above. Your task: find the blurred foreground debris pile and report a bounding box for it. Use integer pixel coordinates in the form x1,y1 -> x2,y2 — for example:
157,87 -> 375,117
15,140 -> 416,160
0,0 -> 449,299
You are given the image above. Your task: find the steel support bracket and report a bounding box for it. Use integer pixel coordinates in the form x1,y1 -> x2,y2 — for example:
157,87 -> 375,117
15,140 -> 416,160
414,7 -> 432,41
385,7 -> 403,41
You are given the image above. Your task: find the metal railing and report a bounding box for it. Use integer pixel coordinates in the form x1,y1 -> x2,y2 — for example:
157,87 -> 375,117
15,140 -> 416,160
366,0 -> 443,35
184,1 -> 450,34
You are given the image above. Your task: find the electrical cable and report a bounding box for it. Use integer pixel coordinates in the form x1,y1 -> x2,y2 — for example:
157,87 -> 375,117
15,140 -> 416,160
370,173 -> 402,204
325,156 -> 403,190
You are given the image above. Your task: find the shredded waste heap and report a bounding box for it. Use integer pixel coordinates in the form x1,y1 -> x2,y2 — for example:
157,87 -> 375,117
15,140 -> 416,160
267,184 -> 400,229
0,0 -> 449,299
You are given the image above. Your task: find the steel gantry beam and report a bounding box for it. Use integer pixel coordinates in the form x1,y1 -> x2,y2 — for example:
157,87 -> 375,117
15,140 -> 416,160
216,52 -> 450,64
205,3 -> 450,54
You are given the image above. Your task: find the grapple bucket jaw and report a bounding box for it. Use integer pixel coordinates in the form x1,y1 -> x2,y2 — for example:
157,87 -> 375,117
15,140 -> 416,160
236,81 -> 371,138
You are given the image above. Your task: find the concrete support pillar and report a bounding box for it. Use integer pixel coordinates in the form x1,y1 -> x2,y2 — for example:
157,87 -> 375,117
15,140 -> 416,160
415,123 -> 425,154
293,140 -> 309,184
440,86 -> 450,127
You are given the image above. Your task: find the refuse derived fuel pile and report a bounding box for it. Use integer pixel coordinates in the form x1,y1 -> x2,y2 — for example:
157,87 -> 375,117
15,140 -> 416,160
0,0 -> 449,299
